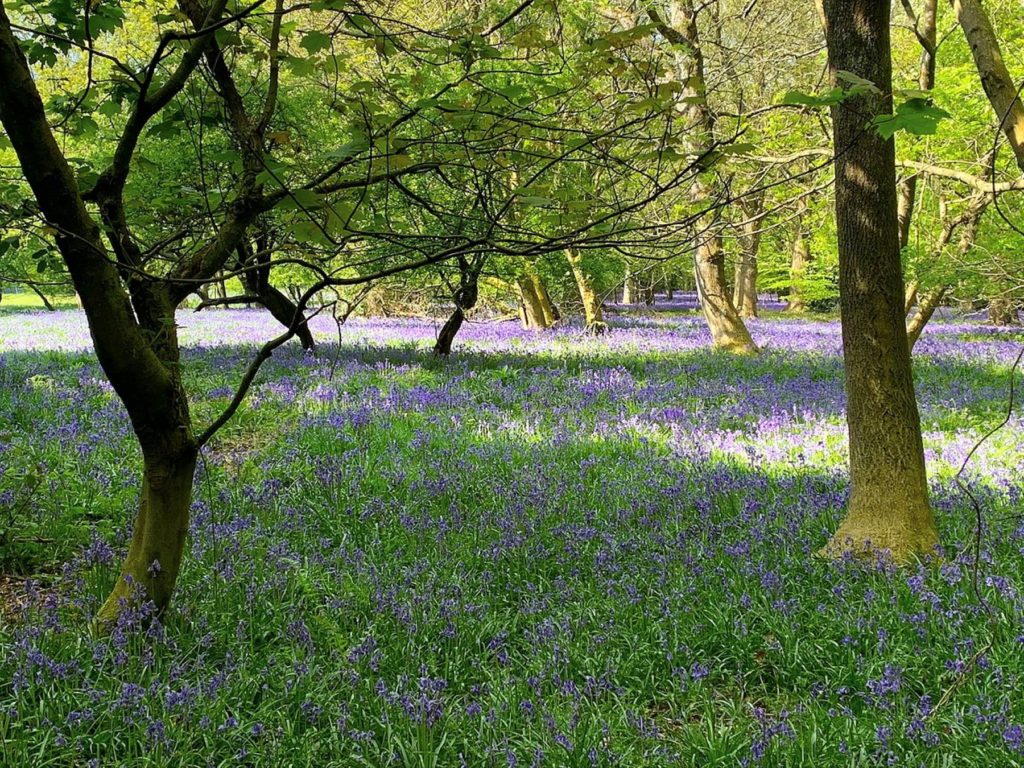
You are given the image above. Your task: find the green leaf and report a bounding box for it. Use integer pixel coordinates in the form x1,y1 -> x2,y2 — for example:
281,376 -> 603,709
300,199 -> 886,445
300,31 -> 332,55
871,99 -> 950,139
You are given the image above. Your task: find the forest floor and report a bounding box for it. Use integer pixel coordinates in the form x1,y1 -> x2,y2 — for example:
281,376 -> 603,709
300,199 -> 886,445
1,306 -> 1023,766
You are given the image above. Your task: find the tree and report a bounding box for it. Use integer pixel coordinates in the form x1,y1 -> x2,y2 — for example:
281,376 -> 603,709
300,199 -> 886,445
953,0 -> 1024,172
649,1 -> 758,354
819,0 -> 939,561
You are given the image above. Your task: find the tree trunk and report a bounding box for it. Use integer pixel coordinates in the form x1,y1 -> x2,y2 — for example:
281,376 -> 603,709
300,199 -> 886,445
532,272 -> 558,325
29,284 -> 55,311
650,0 -> 756,354
238,241 -> 315,350
953,0 -> 1024,172
434,256 -> 482,355
904,279 -> 919,315
518,276 -> 551,330
565,246 -> 607,333
0,3 -> 242,626
906,286 -> 946,350
907,194 -> 988,347
694,225 -> 758,353
787,197 -> 811,313
733,192 -> 764,319
622,262 -> 634,304
94,445 -> 197,627
897,175 -> 918,250
820,0 -> 938,561
897,0 -> 936,288
988,297 -> 1019,325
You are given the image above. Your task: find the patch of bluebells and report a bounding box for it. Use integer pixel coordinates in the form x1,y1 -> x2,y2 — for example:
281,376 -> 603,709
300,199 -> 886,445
0,306 -> 1023,765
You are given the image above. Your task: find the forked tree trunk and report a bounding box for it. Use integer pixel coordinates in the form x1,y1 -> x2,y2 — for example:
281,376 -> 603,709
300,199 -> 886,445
565,247 -> 607,333
0,2 -> 255,627
733,193 -> 764,319
906,286 -> 946,350
787,198 -> 811,313
650,0 -> 756,354
694,225 -> 758,353
237,241 -> 315,350
821,0 -> 938,561
988,297 -> 1019,325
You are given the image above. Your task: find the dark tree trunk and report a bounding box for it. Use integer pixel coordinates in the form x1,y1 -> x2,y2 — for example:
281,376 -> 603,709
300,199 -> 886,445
434,255 -> 483,355
0,2 -> 260,626
820,0 -> 938,561
29,284 -> 54,311
237,239 -> 315,350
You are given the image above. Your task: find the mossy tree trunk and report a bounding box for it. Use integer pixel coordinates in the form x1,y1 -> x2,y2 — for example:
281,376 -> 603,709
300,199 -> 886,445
0,0 -> 273,626
820,0 -> 938,561
518,274 -> 551,330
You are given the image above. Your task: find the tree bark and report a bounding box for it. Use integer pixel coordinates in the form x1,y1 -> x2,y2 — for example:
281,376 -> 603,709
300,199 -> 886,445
434,255 -> 483,355
988,297 -> 1019,325
906,286 -> 946,350
953,0 -> 1024,172
904,278 -> 920,315
94,445 -> 197,626
237,239 -> 315,350
820,0 -> 938,561
786,197 -> 811,313
0,1 -> 247,625
650,0 -> 757,354
565,246 -> 607,333
907,194 -> 988,348
622,262 -> 634,304
896,0 -> 938,248
29,284 -> 55,311
532,271 -> 558,325
518,275 -> 551,330
732,193 -> 764,319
